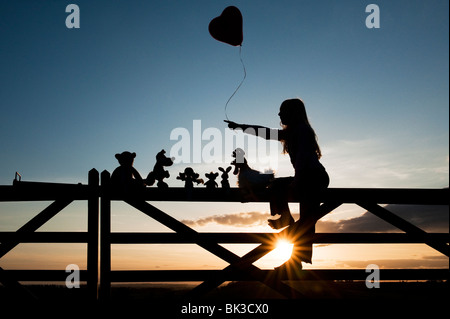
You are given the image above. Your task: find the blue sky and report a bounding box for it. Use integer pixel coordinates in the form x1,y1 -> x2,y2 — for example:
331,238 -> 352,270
0,1 -> 448,271
1,0 -> 448,189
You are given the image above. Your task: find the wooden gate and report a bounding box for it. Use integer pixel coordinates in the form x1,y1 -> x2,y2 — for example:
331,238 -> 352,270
0,169 -> 448,300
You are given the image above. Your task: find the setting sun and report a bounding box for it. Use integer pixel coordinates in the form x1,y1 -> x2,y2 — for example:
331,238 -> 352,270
253,238 -> 295,268
273,239 -> 294,263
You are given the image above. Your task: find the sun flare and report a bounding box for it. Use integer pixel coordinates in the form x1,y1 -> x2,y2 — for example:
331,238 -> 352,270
273,239 -> 294,263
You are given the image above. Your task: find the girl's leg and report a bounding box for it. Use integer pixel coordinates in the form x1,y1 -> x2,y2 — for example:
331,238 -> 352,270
290,200 -> 319,264
275,169 -> 329,269
268,212 -> 294,229
291,169 -> 329,263
268,177 -> 295,229
274,201 -> 319,272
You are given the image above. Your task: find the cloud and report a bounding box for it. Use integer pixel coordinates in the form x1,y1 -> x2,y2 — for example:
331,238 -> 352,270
182,204 -> 448,233
317,204 -> 449,233
335,255 -> 449,269
181,211 -> 269,228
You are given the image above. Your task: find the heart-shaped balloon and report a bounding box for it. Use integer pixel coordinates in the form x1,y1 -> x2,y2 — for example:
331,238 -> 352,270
209,6 -> 243,46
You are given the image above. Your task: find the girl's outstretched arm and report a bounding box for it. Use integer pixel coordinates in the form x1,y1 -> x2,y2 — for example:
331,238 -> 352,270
225,120 -> 281,140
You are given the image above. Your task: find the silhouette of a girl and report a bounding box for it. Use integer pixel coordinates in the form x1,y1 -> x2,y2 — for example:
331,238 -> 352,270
226,98 -> 329,271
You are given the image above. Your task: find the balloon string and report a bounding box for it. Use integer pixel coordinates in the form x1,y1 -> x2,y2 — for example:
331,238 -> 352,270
225,45 -> 247,121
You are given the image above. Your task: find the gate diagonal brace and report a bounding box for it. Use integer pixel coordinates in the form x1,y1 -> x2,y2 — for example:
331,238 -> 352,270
0,199 -> 73,298
357,201 -> 449,257
124,198 -> 298,298
187,201 -> 342,298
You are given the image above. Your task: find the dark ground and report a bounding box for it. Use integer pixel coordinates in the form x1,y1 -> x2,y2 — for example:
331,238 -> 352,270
1,280 -> 448,315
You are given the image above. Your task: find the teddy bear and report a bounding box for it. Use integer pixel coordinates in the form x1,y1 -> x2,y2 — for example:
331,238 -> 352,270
111,151 -> 145,190
146,149 -> 174,189
218,166 -> 232,189
204,172 -> 219,189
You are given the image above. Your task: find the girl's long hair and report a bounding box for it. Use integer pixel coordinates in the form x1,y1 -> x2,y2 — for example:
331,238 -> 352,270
280,99 -> 322,159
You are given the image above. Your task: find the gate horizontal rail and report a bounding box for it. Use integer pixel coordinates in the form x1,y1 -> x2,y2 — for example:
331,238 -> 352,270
1,231 -> 447,244
1,182 -> 448,205
2,269 -> 447,282
107,232 -> 450,244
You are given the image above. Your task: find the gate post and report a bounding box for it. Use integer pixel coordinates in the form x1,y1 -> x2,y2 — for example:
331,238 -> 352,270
99,170 -> 111,301
87,169 -> 99,300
